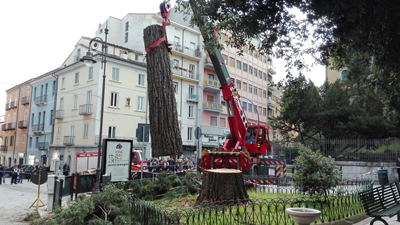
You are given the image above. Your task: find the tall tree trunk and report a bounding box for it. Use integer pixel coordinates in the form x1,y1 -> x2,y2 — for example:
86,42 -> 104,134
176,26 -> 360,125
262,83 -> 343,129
143,25 -> 182,157
197,169 -> 248,203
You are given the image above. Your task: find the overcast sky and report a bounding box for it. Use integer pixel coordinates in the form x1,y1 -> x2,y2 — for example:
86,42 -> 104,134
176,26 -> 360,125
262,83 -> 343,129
0,0 -> 325,117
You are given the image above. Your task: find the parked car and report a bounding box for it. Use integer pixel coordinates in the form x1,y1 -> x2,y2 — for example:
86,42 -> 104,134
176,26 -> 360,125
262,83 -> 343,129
5,167 -> 14,178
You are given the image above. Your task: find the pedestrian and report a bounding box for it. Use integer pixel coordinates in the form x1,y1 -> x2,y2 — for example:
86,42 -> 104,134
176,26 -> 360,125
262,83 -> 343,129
396,157 -> 400,181
148,158 -> 153,172
18,169 -> 24,184
152,158 -> 158,172
11,166 -> 19,185
27,166 -> 34,182
168,158 -> 174,172
192,156 -> 196,167
177,156 -> 183,171
0,164 -> 3,185
63,162 -> 70,176
35,163 -> 40,170
163,159 -> 168,172
188,158 -> 194,169
183,158 -> 188,170
1,164 -> 5,184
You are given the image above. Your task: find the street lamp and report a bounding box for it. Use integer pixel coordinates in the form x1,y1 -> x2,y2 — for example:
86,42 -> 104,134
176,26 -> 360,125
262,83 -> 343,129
80,28 -> 108,195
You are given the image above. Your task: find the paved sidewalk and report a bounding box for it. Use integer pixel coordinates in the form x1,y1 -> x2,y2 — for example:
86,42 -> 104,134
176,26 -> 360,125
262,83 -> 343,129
354,216 -> 400,225
0,177 -> 48,225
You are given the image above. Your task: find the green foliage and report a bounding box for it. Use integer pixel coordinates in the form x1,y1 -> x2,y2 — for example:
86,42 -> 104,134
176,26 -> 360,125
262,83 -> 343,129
292,146 -> 342,198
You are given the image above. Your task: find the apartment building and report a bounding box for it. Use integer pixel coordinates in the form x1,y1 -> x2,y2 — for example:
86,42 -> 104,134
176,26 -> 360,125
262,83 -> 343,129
49,37 -> 147,173
0,115 -> 4,164
2,82 -> 32,167
326,66 -> 347,83
27,70 -> 58,165
96,11 -> 204,158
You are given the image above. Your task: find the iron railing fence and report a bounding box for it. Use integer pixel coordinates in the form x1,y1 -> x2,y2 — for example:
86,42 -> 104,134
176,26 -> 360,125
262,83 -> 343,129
130,190 -> 365,225
274,138 -> 400,162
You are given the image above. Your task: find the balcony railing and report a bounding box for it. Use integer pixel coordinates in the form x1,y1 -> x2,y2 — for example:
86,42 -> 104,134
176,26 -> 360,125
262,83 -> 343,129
203,102 -> 223,112
171,43 -> 202,59
0,145 -> 7,152
21,96 -> 30,105
5,103 -> 11,111
172,67 -> 199,80
1,124 -> 6,131
34,95 -> 47,106
32,124 -> 45,135
18,120 -> 28,129
186,94 -> 198,103
55,110 -> 64,119
79,104 -> 93,115
268,64 -> 276,75
63,136 -> 75,146
95,135 -> 134,145
268,98 -> 277,108
37,142 -> 49,150
10,101 -> 17,109
204,79 -> 220,89
7,123 -> 16,130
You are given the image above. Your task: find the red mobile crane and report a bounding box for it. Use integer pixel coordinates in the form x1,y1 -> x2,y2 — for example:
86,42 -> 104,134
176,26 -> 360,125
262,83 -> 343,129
184,0 -> 273,174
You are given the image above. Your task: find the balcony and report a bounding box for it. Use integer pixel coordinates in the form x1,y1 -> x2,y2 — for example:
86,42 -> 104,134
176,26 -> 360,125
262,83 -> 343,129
1,124 -> 6,131
95,135 -> 135,145
7,123 -> 16,130
79,104 -> 93,115
21,96 -> 30,105
18,120 -> 28,129
170,43 -> 202,61
34,95 -> 47,106
10,101 -> 17,109
186,94 -> 198,103
204,79 -> 221,92
0,145 -> 7,152
267,97 -> 277,108
268,64 -> 276,75
204,56 -> 215,70
55,110 -> 64,119
203,102 -> 223,112
63,136 -> 75,146
172,67 -> 200,81
37,142 -> 49,150
32,124 -> 45,135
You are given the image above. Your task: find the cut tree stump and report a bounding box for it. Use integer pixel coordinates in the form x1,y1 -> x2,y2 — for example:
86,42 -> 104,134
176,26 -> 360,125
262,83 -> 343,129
197,169 -> 248,203
143,24 -> 182,157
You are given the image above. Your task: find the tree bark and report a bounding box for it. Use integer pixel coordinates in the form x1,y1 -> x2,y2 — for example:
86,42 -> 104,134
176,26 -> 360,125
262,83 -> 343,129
197,169 -> 248,203
143,25 -> 182,157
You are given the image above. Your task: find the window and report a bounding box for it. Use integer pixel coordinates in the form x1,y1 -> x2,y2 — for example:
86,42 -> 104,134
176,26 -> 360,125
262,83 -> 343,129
189,105 -> 194,118
220,118 -> 226,128
108,126 -> 116,138
188,86 -> 195,98
110,92 -> 118,107
263,107 -> 267,116
243,82 -> 247,92
52,81 -> 55,96
254,86 -> 257,95
248,85 -> 253,93
174,36 -> 180,47
248,103 -> 253,112
206,95 -> 214,102
249,66 -> 253,74
29,137 -> 32,148
31,113 -> 34,126
340,69 -> 347,81
83,124 -> 89,138
61,77 -> 65,88
207,74 -> 215,81
172,59 -> 179,68
10,136 -> 14,147
138,74 -> 145,86
88,67 -> 93,80
112,67 -> 120,81
173,82 -> 178,93
124,32 -> 128,43
135,54 -> 139,61
242,102 -> 247,111
50,110 -> 53,125
263,72 -> 267,80
236,60 -> 242,69
229,57 -> 235,67
74,72 -> 79,84
57,126 -> 61,139
73,95 -> 78,109
126,97 -> 131,107
125,21 -> 129,31
263,90 -> 267,98
187,127 -> 193,141
210,116 -> 217,126
258,88 -> 262,97
189,64 -> 195,78
254,68 -> 258,77
137,96 -> 144,111
236,80 -> 241,90
243,63 -> 248,72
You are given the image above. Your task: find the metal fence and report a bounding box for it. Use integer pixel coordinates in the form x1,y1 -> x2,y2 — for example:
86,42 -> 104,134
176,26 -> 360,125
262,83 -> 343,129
129,179 -> 372,225
130,191 -> 365,225
274,138 -> 400,162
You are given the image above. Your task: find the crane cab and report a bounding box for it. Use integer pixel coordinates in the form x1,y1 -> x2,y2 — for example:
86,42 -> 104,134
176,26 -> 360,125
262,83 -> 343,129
244,126 -> 271,155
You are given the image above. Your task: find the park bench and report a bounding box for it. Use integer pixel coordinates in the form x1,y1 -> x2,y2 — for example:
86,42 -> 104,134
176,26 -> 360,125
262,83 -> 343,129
359,181 -> 400,225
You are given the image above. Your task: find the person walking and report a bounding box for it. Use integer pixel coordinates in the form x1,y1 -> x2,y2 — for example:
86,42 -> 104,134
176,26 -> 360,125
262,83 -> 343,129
0,164 -> 3,184
396,157 -> 400,181
63,162 -> 70,176
11,166 -> 19,185
1,164 -> 5,184
18,169 -> 24,184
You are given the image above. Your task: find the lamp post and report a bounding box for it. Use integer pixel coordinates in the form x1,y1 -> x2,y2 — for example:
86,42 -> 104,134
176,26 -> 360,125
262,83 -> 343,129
80,28 -> 108,195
